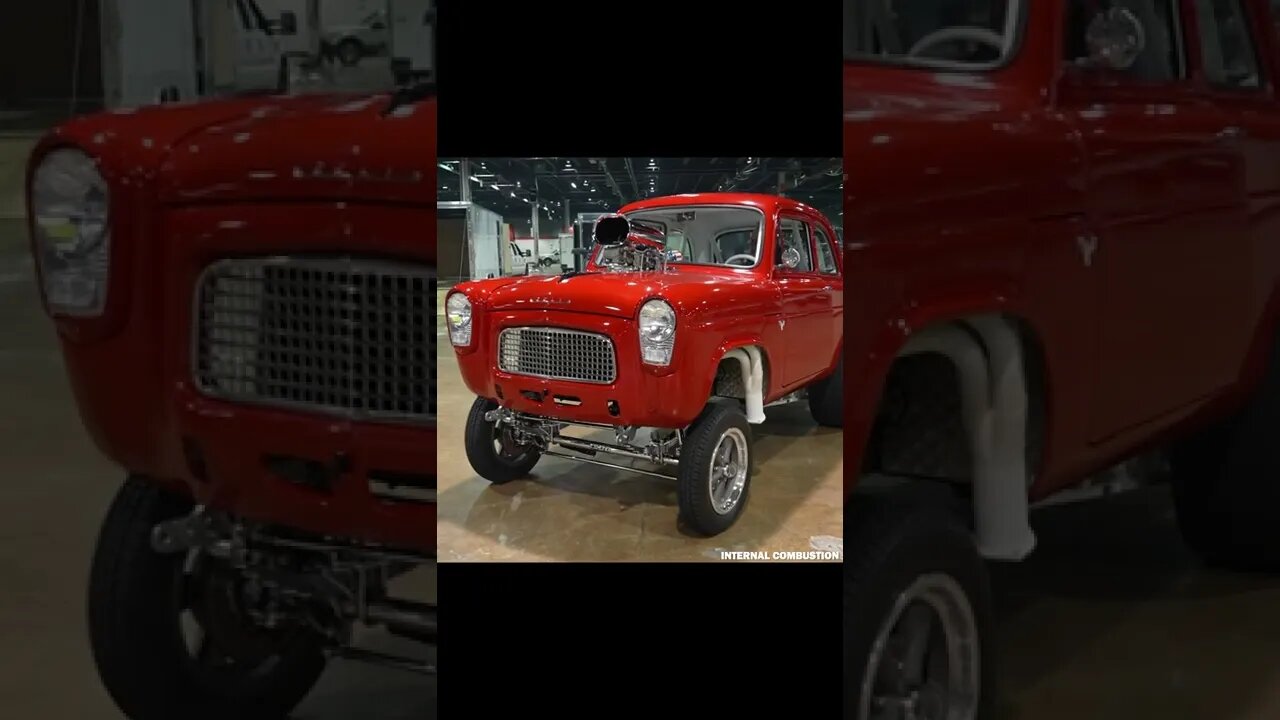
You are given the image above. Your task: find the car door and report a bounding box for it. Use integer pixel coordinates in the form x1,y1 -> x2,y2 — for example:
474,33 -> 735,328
1059,0 -> 1251,439
774,213 -> 831,388
809,217 -> 845,370
1199,0 -> 1280,376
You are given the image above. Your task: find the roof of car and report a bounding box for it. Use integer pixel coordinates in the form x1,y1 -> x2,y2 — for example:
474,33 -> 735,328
618,192 -> 825,218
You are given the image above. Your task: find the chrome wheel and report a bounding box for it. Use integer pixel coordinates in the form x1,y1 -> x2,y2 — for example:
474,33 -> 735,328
708,427 -> 748,514
859,573 -> 980,720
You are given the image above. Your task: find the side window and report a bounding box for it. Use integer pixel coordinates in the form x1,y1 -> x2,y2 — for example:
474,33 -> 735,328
1198,0 -> 1262,89
776,218 -> 813,273
1064,0 -> 1184,82
813,227 -> 838,275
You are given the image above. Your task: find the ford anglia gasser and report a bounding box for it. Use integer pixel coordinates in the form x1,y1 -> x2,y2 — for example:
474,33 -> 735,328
844,1 -> 1280,718
26,84 -> 437,719
445,193 -> 845,536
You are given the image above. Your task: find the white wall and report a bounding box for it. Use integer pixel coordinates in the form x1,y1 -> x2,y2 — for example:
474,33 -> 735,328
468,204 -> 503,281
389,0 -> 432,73
99,0 -> 199,108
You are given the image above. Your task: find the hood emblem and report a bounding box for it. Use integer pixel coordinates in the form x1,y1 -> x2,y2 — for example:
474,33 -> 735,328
778,319 -> 786,331
542,297 -> 572,305
292,162 -> 423,185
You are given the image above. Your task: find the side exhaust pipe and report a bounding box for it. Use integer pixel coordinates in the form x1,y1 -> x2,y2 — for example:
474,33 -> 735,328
723,347 -> 766,423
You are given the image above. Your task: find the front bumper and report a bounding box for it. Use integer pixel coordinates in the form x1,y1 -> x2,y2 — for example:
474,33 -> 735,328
173,388 -> 436,552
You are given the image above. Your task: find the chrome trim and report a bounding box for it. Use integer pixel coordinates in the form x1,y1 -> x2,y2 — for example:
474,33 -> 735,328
496,326 -> 617,384
192,256 -> 436,425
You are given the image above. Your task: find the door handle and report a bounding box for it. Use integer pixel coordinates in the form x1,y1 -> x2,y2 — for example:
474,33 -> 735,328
1217,126 -> 1246,143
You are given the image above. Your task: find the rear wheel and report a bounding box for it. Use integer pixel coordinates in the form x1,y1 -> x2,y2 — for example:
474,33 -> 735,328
1170,330 -> 1280,569
845,496 -> 993,720
677,401 -> 753,536
89,477 -> 327,720
808,351 -> 844,428
464,397 -> 541,484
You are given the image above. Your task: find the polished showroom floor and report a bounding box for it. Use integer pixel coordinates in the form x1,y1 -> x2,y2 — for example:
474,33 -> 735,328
0,219 -> 434,718
993,488 -> 1280,719
434,287 -> 846,562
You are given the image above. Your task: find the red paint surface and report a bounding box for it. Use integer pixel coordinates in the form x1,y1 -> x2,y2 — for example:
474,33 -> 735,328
843,0 -> 1280,500
450,193 -> 844,428
26,92 -> 437,552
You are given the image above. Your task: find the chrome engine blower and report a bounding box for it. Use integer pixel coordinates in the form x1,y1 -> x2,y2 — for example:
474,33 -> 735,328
592,214 -> 671,272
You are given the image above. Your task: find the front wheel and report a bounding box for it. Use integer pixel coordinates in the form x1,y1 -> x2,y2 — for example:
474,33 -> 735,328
464,397 -> 542,484
845,496 -> 994,720
88,477 -> 328,720
677,401 -> 754,536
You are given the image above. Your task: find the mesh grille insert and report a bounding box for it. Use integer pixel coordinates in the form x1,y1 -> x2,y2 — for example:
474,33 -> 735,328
194,258 -> 436,423
497,327 -> 616,384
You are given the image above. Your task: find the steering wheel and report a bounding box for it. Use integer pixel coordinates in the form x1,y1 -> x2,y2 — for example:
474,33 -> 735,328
724,254 -> 756,267
908,27 -> 1005,59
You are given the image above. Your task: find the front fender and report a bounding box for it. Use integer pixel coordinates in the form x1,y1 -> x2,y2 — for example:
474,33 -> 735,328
844,284 -> 1023,501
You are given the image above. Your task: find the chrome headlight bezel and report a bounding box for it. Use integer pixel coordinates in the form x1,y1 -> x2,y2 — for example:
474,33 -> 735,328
29,147 -> 111,317
638,298 -> 676,366
446,291 -> 472,346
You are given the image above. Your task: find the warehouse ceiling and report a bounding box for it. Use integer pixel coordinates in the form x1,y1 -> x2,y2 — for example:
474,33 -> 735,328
438,157 -> 844,232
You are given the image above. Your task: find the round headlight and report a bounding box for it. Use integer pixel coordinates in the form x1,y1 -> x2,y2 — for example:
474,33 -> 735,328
639,299 -> 675,341
638,299 -> 676,366
30,147 -> 111,316
446,292 -> 472,346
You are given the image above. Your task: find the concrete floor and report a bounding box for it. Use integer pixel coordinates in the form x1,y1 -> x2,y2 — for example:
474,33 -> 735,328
994,487 -> 1280,719
0,214 -> 434,717
435,289 -> 846,562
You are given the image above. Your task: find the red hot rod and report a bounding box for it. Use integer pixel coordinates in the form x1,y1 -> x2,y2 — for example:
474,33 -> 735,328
26,84 -> 437,718
445,193 -> 845,536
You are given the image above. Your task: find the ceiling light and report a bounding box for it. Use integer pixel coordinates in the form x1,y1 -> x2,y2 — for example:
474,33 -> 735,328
469,175 -> 480,182
571,182 -> 577,189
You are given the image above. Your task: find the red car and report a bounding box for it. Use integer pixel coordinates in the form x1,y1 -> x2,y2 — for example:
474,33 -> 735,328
845,1 -> 1280,717
445,193 -> 845,536
25,85 -> 437,719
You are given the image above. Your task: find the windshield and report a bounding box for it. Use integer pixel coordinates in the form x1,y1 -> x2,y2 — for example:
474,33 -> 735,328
593,206 -> 765,269
844,0 -> 1022,69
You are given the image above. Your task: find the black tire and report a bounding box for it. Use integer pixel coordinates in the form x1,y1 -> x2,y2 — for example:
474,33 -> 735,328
808,350 -> 844,428
845,496 -> 994,720
464,397 -> 541,484
337,39 -> 364,67
88,477 -> 327,720
1169,330 -> 1280,569
677,401 -> 753,536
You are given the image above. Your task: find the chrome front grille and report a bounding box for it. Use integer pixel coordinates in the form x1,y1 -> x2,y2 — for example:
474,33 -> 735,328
194,257 -> 436,423
497,327 -> 616,384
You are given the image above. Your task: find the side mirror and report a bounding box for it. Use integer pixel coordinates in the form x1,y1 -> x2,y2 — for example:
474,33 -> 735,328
779,247 -> 802,270
592,214 -> 630,247
279,12 -> 298,35
1083,7 -> 1145,71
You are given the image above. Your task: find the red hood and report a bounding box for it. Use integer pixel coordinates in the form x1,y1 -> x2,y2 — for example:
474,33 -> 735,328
157,93 -> 434,205
469,268 -> 769,319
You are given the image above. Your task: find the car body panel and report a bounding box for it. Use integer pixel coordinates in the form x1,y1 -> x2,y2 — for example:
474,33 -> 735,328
450,193 -> 844,428
26,91 -> 437,552
843,0 -> 1280,501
